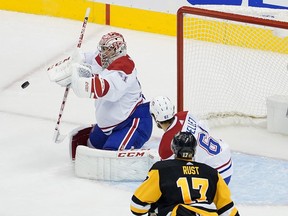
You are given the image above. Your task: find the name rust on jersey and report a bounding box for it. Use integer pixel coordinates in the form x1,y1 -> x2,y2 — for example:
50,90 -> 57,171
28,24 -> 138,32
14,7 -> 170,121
183,166 -> 200,175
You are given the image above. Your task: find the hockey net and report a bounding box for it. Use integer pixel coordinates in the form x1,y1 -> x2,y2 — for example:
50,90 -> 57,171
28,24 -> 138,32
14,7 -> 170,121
177,6 -> 288,128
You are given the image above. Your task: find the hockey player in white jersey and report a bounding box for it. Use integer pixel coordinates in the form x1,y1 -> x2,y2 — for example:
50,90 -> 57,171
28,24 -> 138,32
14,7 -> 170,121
150,96 -> 233,184
48,32 -> 152,160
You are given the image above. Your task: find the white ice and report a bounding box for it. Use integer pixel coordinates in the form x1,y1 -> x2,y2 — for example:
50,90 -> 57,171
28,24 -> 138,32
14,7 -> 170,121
0,10 -> 288,216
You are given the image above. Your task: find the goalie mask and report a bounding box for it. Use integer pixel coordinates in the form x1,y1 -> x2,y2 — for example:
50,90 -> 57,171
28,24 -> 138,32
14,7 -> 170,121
150,96 -> 175,122
171,132 -> 197,159
98,32 -> 127,69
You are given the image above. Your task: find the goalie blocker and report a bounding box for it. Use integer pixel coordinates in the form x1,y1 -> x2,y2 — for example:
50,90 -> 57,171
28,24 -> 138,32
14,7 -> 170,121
69,126 -> 159,181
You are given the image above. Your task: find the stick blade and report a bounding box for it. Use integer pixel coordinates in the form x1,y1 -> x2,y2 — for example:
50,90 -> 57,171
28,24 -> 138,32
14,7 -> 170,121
53,130 -> 66,143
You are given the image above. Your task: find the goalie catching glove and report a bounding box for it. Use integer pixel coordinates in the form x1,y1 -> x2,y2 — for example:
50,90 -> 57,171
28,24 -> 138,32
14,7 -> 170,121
47,49 -> 85,87
48,52 -> 110,99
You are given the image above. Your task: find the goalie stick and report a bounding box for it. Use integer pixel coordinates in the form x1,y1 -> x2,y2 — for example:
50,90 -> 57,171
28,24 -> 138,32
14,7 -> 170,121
50,7 -> 90,143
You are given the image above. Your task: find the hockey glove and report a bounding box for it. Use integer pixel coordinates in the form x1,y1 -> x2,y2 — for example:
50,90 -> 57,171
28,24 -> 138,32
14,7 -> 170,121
71,63 -> 111,99
47,57 -> 73,87
47,49 -> 85,87
71,63 -> 94,98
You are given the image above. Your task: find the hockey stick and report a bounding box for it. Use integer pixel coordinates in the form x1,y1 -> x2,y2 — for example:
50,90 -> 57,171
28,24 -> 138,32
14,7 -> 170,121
52,7 -> 91,143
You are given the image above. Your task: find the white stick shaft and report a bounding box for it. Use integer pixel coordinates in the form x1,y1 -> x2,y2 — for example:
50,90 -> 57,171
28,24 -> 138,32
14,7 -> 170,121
53,7 -> 91,143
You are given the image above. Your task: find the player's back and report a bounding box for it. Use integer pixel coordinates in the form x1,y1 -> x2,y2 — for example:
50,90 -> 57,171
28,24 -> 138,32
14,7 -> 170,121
177,111 -> 233,182
152,159 -> 231,216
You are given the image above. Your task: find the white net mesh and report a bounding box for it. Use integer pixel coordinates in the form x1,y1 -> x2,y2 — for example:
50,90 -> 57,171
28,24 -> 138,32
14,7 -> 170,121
178,7 -> 288,127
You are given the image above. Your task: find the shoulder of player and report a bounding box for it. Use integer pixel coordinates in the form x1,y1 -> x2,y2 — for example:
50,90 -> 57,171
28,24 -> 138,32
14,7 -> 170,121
192,161 -> 220,177
151,159 -> 176,170
107,55 -> 135,74
151,159 -> 196,168
175,111 -> 189,120
152,159 -> 218,175
163,114 -> 184,136
176,110 -> 188,116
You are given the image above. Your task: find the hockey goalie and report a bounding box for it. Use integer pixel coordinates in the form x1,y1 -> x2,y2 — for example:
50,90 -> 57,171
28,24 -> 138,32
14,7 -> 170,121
47,32 -> 155,181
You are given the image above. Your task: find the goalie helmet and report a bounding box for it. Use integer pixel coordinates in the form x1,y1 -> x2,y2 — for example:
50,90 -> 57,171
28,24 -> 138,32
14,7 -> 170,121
150,96 -> 175,122
171,132 -> 197,159
98,32 -> 127,68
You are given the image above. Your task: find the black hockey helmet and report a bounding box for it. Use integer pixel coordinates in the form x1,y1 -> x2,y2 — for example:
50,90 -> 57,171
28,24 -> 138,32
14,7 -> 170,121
171,132 -> 197,159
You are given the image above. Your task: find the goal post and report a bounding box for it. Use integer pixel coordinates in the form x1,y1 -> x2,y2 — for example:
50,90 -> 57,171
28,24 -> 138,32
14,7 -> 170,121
177,6 -> 288,127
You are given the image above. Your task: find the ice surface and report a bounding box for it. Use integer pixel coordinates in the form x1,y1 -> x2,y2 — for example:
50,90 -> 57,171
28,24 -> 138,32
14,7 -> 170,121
0,9 -> 288,216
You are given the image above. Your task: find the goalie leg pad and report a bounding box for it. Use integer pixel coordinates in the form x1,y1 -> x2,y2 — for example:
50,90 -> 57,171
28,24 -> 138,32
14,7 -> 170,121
69,125 -> 93,160
75,146 -> 159,181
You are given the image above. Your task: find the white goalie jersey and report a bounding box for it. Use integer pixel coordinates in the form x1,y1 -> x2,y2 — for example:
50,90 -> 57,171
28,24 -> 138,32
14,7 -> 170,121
77,51 -> 144,132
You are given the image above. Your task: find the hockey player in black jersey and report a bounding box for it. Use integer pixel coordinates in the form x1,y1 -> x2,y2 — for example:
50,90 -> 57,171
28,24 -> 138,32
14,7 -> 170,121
130,132 -> 239,216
